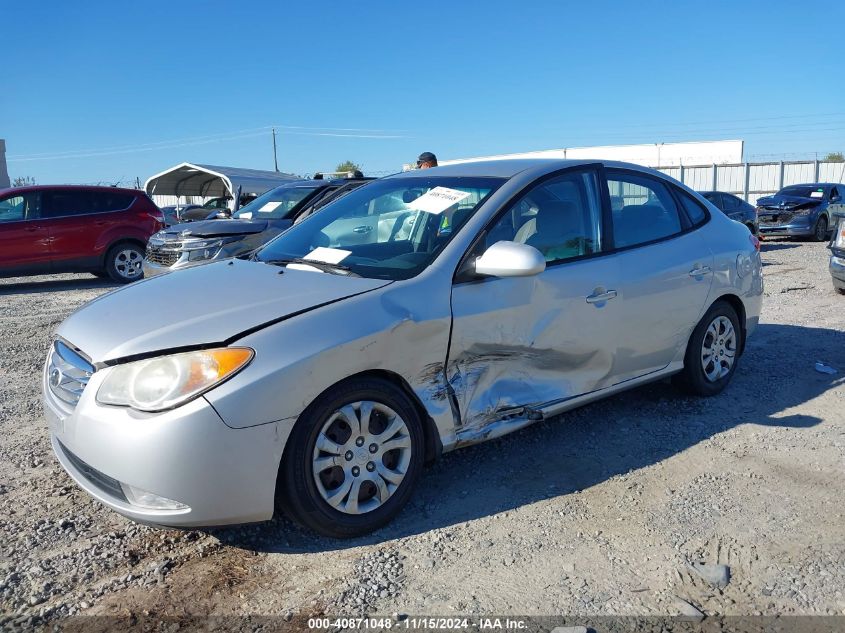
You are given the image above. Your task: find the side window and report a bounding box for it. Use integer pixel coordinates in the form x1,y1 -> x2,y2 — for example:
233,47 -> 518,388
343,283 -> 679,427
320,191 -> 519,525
677,190 -> 708,226
43,190 -> 95,218
606,171 -> 683,248
722,194 -> 740,211
0,193 -> 34,222
831,187 -> 840,201
487,169 -> 603,263
94,191 -> 134,213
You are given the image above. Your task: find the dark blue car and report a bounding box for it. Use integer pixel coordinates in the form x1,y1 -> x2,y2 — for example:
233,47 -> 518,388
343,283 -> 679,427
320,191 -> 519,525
756,183 -> 845,241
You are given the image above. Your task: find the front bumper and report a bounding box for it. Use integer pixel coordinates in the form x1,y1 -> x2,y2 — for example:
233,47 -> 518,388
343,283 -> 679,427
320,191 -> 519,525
141,256 -> 205,278
43,355 -> 285,527
757,218 -> 814,237
831,254 -> 845,290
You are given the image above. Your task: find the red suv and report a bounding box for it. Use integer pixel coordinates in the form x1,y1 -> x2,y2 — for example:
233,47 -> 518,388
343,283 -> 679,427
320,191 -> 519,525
0,185 -> 164,283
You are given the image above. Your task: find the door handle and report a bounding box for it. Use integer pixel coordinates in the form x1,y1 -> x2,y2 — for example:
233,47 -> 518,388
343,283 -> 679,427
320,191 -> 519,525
689,265 -> 712,277
352,225 -> 372,233
585,289 -> 618,304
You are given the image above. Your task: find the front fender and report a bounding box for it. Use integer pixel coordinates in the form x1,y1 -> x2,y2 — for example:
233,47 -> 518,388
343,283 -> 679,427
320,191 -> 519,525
203,278 -> 458,443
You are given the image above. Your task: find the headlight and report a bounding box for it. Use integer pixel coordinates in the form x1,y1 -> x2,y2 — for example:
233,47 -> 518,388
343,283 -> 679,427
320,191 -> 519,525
184,238 -> 224,261
791,208 -> 814,216
96,348 -> 253,412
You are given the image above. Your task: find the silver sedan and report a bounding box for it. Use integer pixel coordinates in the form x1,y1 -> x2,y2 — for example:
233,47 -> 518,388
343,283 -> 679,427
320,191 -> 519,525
43,159 -> 763,537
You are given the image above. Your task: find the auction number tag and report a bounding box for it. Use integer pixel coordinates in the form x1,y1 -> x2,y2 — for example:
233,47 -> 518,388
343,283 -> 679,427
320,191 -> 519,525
259,201 -> 282,212
303,247 -> 352,264
410,187 -> 471,214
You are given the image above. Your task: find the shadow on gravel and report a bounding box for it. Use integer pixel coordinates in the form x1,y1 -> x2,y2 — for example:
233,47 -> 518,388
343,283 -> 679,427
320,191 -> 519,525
760,241 -> 803,251
0,276 -> 118,295
209,323 -> 845,553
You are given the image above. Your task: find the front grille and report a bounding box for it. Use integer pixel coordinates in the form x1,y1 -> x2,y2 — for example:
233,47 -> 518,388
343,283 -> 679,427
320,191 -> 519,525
759,212 -> 793,225
48,341 -> 94,408
145,244 -> 180,266
58,441 -> 127,502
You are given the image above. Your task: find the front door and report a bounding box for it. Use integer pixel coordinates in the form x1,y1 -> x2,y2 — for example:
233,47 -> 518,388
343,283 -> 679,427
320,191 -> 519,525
447,167 -> 621,433
0,191 -> 51,274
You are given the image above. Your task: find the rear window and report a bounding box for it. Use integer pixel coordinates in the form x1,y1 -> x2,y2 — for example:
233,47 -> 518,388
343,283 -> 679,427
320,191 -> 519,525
93,191 -> 135,212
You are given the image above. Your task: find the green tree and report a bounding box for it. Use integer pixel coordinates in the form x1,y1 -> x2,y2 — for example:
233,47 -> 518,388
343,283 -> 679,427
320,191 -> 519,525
335,160 -> 362,174
823,152 -> 844,162
12,176 -> 36,187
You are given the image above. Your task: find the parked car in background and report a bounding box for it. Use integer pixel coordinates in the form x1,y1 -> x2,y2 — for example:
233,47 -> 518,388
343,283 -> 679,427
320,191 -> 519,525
0,185 -> 163,282
179,194 -> 259,222
699,191 -> 758,234
45,159 -> 761,536
830,215 -> 845,294
143,177 -> 373,277
160,204 -> 202,226
756,183 -> 844,241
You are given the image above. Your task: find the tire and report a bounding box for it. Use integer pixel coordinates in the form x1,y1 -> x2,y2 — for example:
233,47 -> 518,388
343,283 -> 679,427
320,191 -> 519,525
279,377 -> 424,538
673,300 -> 741,397
812,216 -> 828,242
104,242 -> 144,283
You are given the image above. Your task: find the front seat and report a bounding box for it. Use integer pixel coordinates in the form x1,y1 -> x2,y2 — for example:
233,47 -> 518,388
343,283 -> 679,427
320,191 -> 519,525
518,200 -> 584,260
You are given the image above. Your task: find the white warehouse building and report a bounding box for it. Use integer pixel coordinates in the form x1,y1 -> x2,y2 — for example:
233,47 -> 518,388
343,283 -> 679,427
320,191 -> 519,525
437,139 -> 744,168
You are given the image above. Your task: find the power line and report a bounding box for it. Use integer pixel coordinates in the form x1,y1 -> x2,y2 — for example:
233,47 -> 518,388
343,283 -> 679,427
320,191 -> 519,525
8,124 -> 408,162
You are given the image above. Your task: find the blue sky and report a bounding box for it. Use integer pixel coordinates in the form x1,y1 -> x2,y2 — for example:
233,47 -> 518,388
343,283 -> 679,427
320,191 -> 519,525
3,0 -> 845,185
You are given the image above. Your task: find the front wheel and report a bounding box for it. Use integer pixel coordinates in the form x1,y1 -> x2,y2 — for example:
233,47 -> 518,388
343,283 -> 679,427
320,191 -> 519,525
812,216 -> 828,242
279,377 -> 424,538
674,301 -> 741,397
105,242 -> 144,283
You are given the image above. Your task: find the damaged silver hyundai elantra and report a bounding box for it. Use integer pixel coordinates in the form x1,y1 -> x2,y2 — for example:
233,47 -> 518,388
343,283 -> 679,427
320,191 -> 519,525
44,159 -> 762,537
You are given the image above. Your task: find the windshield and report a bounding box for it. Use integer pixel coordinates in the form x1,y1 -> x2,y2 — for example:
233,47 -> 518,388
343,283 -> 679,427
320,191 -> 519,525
233,185 -> 318,220
202,197 -> 230,209
255,176 -> 504,280
778,185 -> 827,199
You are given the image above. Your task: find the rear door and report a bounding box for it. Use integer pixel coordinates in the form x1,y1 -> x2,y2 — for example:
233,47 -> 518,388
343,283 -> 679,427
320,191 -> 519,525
447,166 -> 621,432
0,191 -> 51,273
42,189 -> 98,270
605,170 -> 714,382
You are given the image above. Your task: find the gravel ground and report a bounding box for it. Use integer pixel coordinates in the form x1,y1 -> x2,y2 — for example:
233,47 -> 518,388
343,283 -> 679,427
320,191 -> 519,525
1,240 -> 843,629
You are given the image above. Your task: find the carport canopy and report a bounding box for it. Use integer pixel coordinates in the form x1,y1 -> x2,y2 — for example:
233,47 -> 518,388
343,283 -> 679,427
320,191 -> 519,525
144,163 -> 299,199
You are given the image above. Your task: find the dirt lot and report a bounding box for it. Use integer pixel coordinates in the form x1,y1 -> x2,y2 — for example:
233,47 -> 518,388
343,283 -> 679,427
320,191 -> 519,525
1,240 -> 843,629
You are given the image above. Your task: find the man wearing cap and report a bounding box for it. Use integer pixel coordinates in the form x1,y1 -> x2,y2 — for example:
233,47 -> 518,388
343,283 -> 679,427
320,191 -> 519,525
416,152 -> 438,169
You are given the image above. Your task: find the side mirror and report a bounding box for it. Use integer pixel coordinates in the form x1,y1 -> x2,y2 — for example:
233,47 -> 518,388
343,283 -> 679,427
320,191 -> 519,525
474,241 -> 546,278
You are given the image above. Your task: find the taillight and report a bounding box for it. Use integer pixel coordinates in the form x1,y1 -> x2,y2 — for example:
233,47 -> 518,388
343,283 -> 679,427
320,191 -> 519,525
749,233 -> 760,251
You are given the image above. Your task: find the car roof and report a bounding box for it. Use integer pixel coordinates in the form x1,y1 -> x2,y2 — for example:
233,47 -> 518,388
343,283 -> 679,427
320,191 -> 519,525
388,158 -> 666,180
0,184 -> 143,196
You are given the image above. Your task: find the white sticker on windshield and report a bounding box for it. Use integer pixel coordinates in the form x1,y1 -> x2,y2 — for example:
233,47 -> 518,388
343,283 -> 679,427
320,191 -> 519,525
259,201 -> 282,212
303,247 -> 351,264
410,187 -> 472,214
810,191 -> 824,198
238,212 -> 253,219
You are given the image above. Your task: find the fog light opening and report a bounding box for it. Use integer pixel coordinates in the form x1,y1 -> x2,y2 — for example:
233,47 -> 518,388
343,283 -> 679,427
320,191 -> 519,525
120,482 -> 188,511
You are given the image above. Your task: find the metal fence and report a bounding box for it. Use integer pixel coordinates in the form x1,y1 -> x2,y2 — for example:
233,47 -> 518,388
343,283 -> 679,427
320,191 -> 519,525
656,160 -> 845,205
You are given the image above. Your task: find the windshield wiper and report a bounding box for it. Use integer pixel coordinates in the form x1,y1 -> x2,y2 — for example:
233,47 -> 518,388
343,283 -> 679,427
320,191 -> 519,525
261,257 -> 360,277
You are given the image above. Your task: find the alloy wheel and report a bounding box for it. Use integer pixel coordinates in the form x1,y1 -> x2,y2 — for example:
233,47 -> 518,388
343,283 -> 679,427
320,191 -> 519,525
312,400 -> 412,515
114,248 -> 143,280
700,315 -> 737,382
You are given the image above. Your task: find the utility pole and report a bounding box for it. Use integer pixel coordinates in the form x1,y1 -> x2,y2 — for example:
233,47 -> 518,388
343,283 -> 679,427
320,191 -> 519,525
272,127 -> 279,172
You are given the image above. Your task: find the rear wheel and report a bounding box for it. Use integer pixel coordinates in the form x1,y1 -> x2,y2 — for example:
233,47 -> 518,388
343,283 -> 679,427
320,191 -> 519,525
674,301 -> 741,397
105,242 -> 144,283
812,216 -> 828,242
279,377 -> 424,538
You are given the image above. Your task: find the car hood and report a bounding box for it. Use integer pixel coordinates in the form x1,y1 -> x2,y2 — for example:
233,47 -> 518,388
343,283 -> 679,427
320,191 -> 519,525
164,219 -> 272,238
757,194 -> 823,210
57,258 -> 391,364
